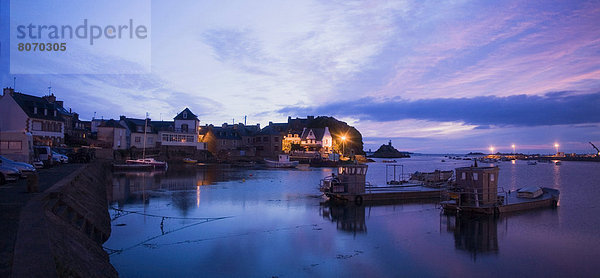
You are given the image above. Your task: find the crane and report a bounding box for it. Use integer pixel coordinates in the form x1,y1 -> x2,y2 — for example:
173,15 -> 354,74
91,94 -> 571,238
590,142 -> 600,157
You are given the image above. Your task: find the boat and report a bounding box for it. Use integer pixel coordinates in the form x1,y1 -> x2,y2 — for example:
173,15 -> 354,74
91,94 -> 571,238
440,166 -> 559,215
125,158 -> 168,169
183,158 -> 198,164
410,170 -> 454,183
319,164 -> 448,205
264,154 -> 299,168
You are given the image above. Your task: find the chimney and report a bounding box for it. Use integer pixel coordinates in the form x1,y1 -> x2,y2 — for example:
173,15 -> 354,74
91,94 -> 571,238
3,87 -> 15,97
44,94 -> 56,103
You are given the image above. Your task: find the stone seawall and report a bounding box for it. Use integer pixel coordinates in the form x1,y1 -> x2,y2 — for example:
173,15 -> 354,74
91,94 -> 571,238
12,162 -> 118,277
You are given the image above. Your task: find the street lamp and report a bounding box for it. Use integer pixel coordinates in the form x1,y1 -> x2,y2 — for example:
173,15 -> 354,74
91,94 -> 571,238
341,136 -> 346,157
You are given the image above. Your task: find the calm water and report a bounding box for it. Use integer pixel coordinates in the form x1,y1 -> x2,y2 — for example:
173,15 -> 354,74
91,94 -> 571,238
104,155 -> 600,277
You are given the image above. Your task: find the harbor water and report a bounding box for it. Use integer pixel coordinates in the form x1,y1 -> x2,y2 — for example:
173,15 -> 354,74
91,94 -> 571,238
104,155 -> 600,277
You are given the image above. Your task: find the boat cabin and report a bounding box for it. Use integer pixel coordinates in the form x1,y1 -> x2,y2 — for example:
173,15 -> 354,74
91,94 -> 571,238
278,154 -> 291,162
455,166 -> 499,206
517,186 -> 543,199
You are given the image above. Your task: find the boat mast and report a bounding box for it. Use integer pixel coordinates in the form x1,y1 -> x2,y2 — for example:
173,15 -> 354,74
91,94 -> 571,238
143,112 -> 148,159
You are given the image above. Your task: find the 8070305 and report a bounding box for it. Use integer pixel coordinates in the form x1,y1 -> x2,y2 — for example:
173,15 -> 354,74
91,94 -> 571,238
17,43 -> 67,52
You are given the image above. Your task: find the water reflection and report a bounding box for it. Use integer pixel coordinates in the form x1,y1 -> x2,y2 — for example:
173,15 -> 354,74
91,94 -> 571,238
109,165 -> 243,209
320,203 -> 367,235
442,214 -> 500,260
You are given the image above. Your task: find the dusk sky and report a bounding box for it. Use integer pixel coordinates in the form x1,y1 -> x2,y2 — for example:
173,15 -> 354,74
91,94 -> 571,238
1,0 -> 599,154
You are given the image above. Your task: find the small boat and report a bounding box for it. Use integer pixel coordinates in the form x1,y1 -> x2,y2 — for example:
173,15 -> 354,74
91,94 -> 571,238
410,170 -> 454,183
441,166 -> 559,215
183,158 -> 198,164
264,154 -> 299,168
125,158 -> 168,169
320,165 -> 447,205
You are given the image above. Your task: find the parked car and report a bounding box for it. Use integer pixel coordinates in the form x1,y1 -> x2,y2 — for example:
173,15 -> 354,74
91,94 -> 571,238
0,155 -> 36,178
0,165 -> 21,185
34,146 -> 53,167
32,160 -> 44,169
52,151 -> 69,164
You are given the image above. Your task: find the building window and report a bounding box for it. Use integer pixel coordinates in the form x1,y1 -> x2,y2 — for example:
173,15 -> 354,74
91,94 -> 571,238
32,121 -> 42,131
135,137 -> 141,143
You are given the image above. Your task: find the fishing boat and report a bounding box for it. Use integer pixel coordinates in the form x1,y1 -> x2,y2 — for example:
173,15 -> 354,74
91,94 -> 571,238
440,166 -> 559,215
319,164 -> 448,205
410,170 -> 454,183
264,154 -> 299,168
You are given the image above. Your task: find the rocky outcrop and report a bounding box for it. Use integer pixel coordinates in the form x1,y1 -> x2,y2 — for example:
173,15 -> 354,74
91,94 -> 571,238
370,141 -> 410,158
12,162 -> 117,278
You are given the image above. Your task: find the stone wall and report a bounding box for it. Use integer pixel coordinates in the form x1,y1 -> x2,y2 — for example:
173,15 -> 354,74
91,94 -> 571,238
12,162 -> 118,277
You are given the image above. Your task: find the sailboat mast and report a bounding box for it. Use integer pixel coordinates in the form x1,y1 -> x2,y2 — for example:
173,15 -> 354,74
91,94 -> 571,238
143,112 -> 148,159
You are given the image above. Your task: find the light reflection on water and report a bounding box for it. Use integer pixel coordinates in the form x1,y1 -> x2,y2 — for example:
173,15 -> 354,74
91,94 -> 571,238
105,156 -> 600,277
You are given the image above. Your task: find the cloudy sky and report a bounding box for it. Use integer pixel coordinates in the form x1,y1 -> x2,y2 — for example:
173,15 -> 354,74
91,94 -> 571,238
1,0 -> 599,154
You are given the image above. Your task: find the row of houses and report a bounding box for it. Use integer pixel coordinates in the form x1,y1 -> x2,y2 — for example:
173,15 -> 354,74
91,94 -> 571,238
0,87 -> 336,160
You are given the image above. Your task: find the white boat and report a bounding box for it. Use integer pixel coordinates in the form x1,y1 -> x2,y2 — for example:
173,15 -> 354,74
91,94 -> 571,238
125,158 -> 168,169
264,154 -> 299,168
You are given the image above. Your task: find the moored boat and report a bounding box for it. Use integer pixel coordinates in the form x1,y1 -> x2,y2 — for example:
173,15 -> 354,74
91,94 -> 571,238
264,154 -> 299,168
319,164 -> 448,205
183,158 -> 198,164
440,166 -> 559,215
125,158 -> 168,169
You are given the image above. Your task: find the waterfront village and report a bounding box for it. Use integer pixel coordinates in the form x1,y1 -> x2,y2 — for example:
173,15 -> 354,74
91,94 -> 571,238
0,87 -> 368,165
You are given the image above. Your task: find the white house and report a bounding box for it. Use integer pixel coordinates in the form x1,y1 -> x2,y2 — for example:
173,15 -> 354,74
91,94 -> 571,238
300,126 -> 333,153
0,88 -> 65,147
158,108 -> 206,150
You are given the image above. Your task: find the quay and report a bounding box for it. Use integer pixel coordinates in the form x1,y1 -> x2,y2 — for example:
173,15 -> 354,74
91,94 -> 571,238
0,162 -> 116,277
